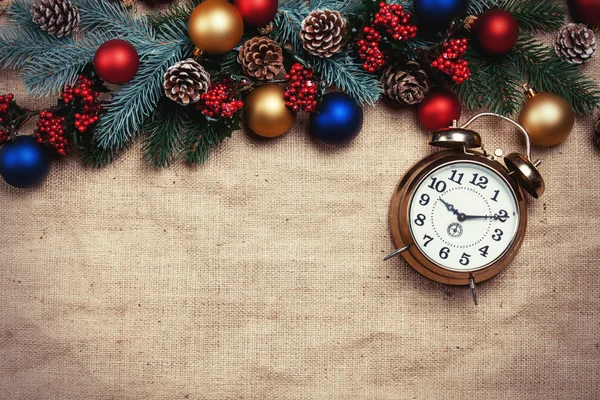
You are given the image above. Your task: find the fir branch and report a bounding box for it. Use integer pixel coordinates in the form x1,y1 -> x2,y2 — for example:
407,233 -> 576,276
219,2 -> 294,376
79,140 -> 127,168
182,113 -> 240,165
273,0 -> 309,52
455,48 -> 490,110
219,51 -> 246,81
0,25 -> 72,69
311,51 -> 382,105
511,34 -> 600,115
483,57 -> 523,116
142,99 -> 187,167
21,33 -> 111,96
499,0 -> 565,33
8,0 -> 42,30
148,0 -> 197,28
310,0 -> 363,13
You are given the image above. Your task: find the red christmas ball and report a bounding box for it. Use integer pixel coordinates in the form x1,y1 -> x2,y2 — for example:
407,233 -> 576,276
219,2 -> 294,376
474,10 -> 519,55
233,0 -> 278,27
417,89 -> 462,131
93,39 -> 139,84
569,0 -> 600,25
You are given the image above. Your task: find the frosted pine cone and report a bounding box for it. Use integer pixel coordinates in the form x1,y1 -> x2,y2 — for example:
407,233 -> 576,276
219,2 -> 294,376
300,9 -> 347,58
555,23 -> 596,64
31,0 -> 79,38
163,59 -> 210,106
237,36 -> 284,80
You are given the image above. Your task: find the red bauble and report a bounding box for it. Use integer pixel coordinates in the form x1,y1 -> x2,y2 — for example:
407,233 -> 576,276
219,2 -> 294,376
474,10 -> 519,55
569,0 -> 600,25
93,39 -> 139,84
417,89 -> 462,131
233,0 -> 278,27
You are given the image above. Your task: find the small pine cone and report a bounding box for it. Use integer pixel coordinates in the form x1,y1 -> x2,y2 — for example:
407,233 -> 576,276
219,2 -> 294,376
300,9 -> 347,58
381,61 -> 430,106
555,23 -> 597,64
594,115 -> 600,147
31,0 -> 80,38
237,36 -> 284,80
163,59 -> 210,106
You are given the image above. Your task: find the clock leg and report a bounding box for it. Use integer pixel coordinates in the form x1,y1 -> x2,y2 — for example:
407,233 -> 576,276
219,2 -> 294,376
469,276 -> 478,305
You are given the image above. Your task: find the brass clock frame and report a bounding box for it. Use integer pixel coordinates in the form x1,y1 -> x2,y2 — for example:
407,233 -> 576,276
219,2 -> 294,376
388,149 -> 528,286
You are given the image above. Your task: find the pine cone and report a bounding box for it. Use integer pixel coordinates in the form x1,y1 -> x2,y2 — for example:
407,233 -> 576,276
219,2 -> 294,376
300,9 -> 347,58
31,0 -> 79,38
237,36 -> 284,80
381,61 -> 430,106
594,115 -> 600,147
555,23 -> 597,64
163,59 -> 210,106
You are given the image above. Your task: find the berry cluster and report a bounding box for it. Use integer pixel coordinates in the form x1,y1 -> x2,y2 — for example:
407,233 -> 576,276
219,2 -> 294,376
0,93 -> 14,145
61,75 -> 101,133
35,111 -> 68,156
373,2 -> 417,41
197,78 -> 244,118
431,38 -> 471,84
357,26 -> 387,73
284,63 -> 318,113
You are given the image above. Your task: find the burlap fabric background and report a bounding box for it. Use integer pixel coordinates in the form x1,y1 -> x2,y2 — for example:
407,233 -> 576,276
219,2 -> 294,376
1,4 -> 599,398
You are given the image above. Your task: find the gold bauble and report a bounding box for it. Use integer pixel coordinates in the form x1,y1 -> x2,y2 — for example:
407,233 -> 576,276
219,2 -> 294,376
188,0 -> 244,55
518,84 -> 575,147
245,85 -> 295,138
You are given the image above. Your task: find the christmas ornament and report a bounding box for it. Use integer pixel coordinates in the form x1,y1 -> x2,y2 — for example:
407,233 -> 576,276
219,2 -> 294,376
357,26 -> 387,72
188,0 -> 244,55
93,39 -> 139,84
245,85 -> 295,138
381,61 -> 430,106
555,23 -> 597,65
197,78 -> 243,118
385,113 -> 545,305
474,10 -> 519,55
31,0 -> 80,38
569,0 -> 600,26
417,89 -> 461,131
594,114 -> 600,147
300,9 -> 347,58
413,0 -> 469,26
309,92 -> 363,145
0,136 -> 51,188
233,0 -> 277,27
163,58 -> 210,106
373,2 -> 417,41
284,63 -> 318,113
237,36 -> 284,80
518,84 -> 575,147
431,38 -> 470,84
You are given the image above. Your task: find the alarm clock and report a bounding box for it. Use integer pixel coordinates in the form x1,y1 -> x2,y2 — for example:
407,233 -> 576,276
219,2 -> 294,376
385,113 -> 545,304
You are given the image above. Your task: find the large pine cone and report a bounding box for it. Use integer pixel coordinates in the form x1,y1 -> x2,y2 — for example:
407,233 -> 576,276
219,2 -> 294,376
31,0 -> 79,38
555,23 -> 597,64
237,36 -> 284,80
163,59 -> 210,106
381,61 -> 430,106
300,9 -> 347,58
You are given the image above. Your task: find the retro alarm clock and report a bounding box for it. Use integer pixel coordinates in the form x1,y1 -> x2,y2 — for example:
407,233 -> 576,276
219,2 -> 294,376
385,113 -> 545,304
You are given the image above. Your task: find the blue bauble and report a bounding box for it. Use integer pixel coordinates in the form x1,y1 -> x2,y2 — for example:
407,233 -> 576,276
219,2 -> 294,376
0,136 -> 51,188
309,92 -> 363,145
414,0 -> 469,26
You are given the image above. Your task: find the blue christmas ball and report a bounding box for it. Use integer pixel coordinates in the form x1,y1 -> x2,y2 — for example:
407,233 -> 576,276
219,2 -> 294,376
0,136 -> 51,188
309,92 -> 363,145
413,0 -> 470,26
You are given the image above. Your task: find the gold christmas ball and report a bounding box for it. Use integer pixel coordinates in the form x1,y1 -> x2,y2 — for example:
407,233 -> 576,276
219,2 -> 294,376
245,85 -> 295,138
188,0 -> 244,55
518,85 -> 575,147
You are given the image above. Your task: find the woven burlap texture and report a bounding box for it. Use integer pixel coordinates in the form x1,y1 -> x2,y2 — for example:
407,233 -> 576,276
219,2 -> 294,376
1,9 -> 599,400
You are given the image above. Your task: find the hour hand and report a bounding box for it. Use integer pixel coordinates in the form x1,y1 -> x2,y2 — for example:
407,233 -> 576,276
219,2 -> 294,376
458,214 -> 509,222
439,198 -> 459,215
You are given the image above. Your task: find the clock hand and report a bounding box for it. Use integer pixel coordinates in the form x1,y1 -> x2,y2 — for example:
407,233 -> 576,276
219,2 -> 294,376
439,198 -> 460,215
457,214 -> 510,222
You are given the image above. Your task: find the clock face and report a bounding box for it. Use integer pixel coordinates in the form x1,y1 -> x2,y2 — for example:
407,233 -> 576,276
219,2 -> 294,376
408,161 -> 520,272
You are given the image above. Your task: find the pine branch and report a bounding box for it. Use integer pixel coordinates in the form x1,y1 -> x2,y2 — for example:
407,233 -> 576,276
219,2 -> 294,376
0,25 -> 72,69
455,48 -> 490,110
510,34 -> 600,115
311,51 -> 382,105
309,0 -> 364,13
499,0 -> 566,32
147,0 -> 197,29
142,99 -> 187,167
182,113 -> 241,165
484,57 -> 523,116
79,139 -> 127,168
273,0 -> 308,53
